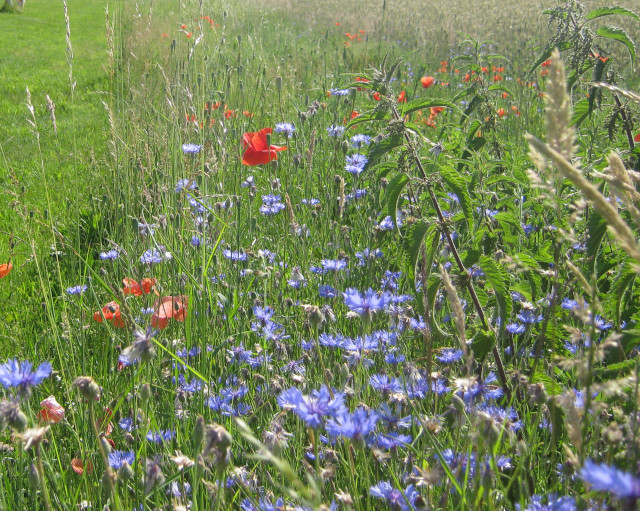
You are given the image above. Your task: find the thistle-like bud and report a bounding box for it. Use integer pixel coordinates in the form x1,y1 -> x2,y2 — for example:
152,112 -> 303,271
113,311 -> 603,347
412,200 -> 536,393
140,383 -> 152,404
72,376 -> 101,401
193,415 -> 205,450
28,463 -> 39,488
0,399 -> 28,431
202,424 -> 232,468
117,462 -> 134,482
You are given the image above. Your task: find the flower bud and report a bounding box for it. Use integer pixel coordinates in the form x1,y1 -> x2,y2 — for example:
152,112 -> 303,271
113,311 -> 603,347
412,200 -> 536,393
72,376 -> 101,401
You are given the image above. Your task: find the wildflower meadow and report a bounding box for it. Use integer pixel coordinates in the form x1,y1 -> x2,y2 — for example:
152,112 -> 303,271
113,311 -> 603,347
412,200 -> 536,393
2,0 -> 640,509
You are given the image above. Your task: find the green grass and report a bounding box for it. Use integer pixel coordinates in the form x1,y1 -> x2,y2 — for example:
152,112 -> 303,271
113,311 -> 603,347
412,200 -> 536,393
1,0 -> 640,510
0,0 -> 111,353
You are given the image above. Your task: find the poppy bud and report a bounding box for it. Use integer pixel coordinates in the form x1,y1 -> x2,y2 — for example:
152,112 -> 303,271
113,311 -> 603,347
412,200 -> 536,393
341,140 -> 349,154
100,436 -> 112,455
270,159 -> 278,170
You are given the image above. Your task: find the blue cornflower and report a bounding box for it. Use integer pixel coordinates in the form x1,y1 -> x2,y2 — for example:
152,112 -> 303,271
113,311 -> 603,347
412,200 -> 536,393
351,134 -> 372,148
326,124 -> 345,137
119,417 -> 134,431
223,250 -> 247,262
436,348 -> 464,363
301,198 -> 321,206
108,450 -> 135,470
66,284 -> 87,295
385,350 -> 405,364
355,248 -> 384,265
321,258 -> 347,271
506,323 -> 526,334
240,176 -> 255,188
190,236 -> 201,247
146,429 -> 175,443
561,298 -> 578,310
372,432 -> 412,450
99,249 -> 119,260
274,122 -> 296,137
182,143 -> 202,154
369,481 -> 419,511
522,224 -> 536,236
175,179 -> 197,192
518,494 -> 577,511
343,288 -> 391,317
377,216 -> 395,230
329,88 -> 349,96
517,310 -> 544,324
259,200 -> 285,215
579,459 -> 640,498
277,385 -> 346,429
369,374 -> 401,394
318,284 -> 337,299
326,408 -> 380,441
511,291 -> 525,302
345,153 -> 368,175
140,248 -> 164,265
0,359 -> 52,395
594,315 -> 612,331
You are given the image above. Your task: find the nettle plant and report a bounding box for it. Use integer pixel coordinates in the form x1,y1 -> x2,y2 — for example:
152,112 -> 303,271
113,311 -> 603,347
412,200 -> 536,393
530,0 -> 640,162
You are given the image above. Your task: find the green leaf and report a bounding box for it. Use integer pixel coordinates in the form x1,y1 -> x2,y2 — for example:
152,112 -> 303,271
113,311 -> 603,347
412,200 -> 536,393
526,41 -> 573,77
586,6 -> 640,23
586,211 -> 607,278
365,134 -> 404,171
402,98 -> 458,116
466,119 -> 483,142
345,109 -> 390,129
403,220 -> 435,280
385,174 -> 410,229
596,25 -> 636,61
479,255 -> 512,327
461,94 -> 485,121
439,166 -> 472,228
471,329 -> 496,360
530,371 -> 563,396
488,84 -> 514,96
571,97 -> 591,127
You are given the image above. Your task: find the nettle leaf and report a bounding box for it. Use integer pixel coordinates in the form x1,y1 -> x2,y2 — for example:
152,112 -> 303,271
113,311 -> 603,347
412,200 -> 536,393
479,255 -> 512,326
461,94 -> 485,122
488,83 -> 514,96
620,329 -> 640,354
586,6 -> 640,23
586,211 -> 607,278
365,134 -> 404,171
596,25 -> 636,61
403,220 -> 436,280
571,98 -> 591,127
471,329 -> 495,360
439,166 -> 472,228
527,41 -> 573,77
385,174 -> 410,228
466,119 -> 483,141
493,212 -> 523,234
346,109 -> 390,129
402,98 -> 458,116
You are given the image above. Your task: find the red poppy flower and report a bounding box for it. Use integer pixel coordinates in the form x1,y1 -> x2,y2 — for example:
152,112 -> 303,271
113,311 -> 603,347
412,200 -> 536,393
421,76 -> 435,89
0,262 -> 12,279
38,395 -> 65,424
373,92 -> 381,101
634,132 -> 640,143
151,295 -> 189,330
71,458 -> 93,475
123,278 -> 156,296
497,108 -> 506,118
397,91 -> 407,103
93,301 -> 125,328
242,128 -> 286,166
